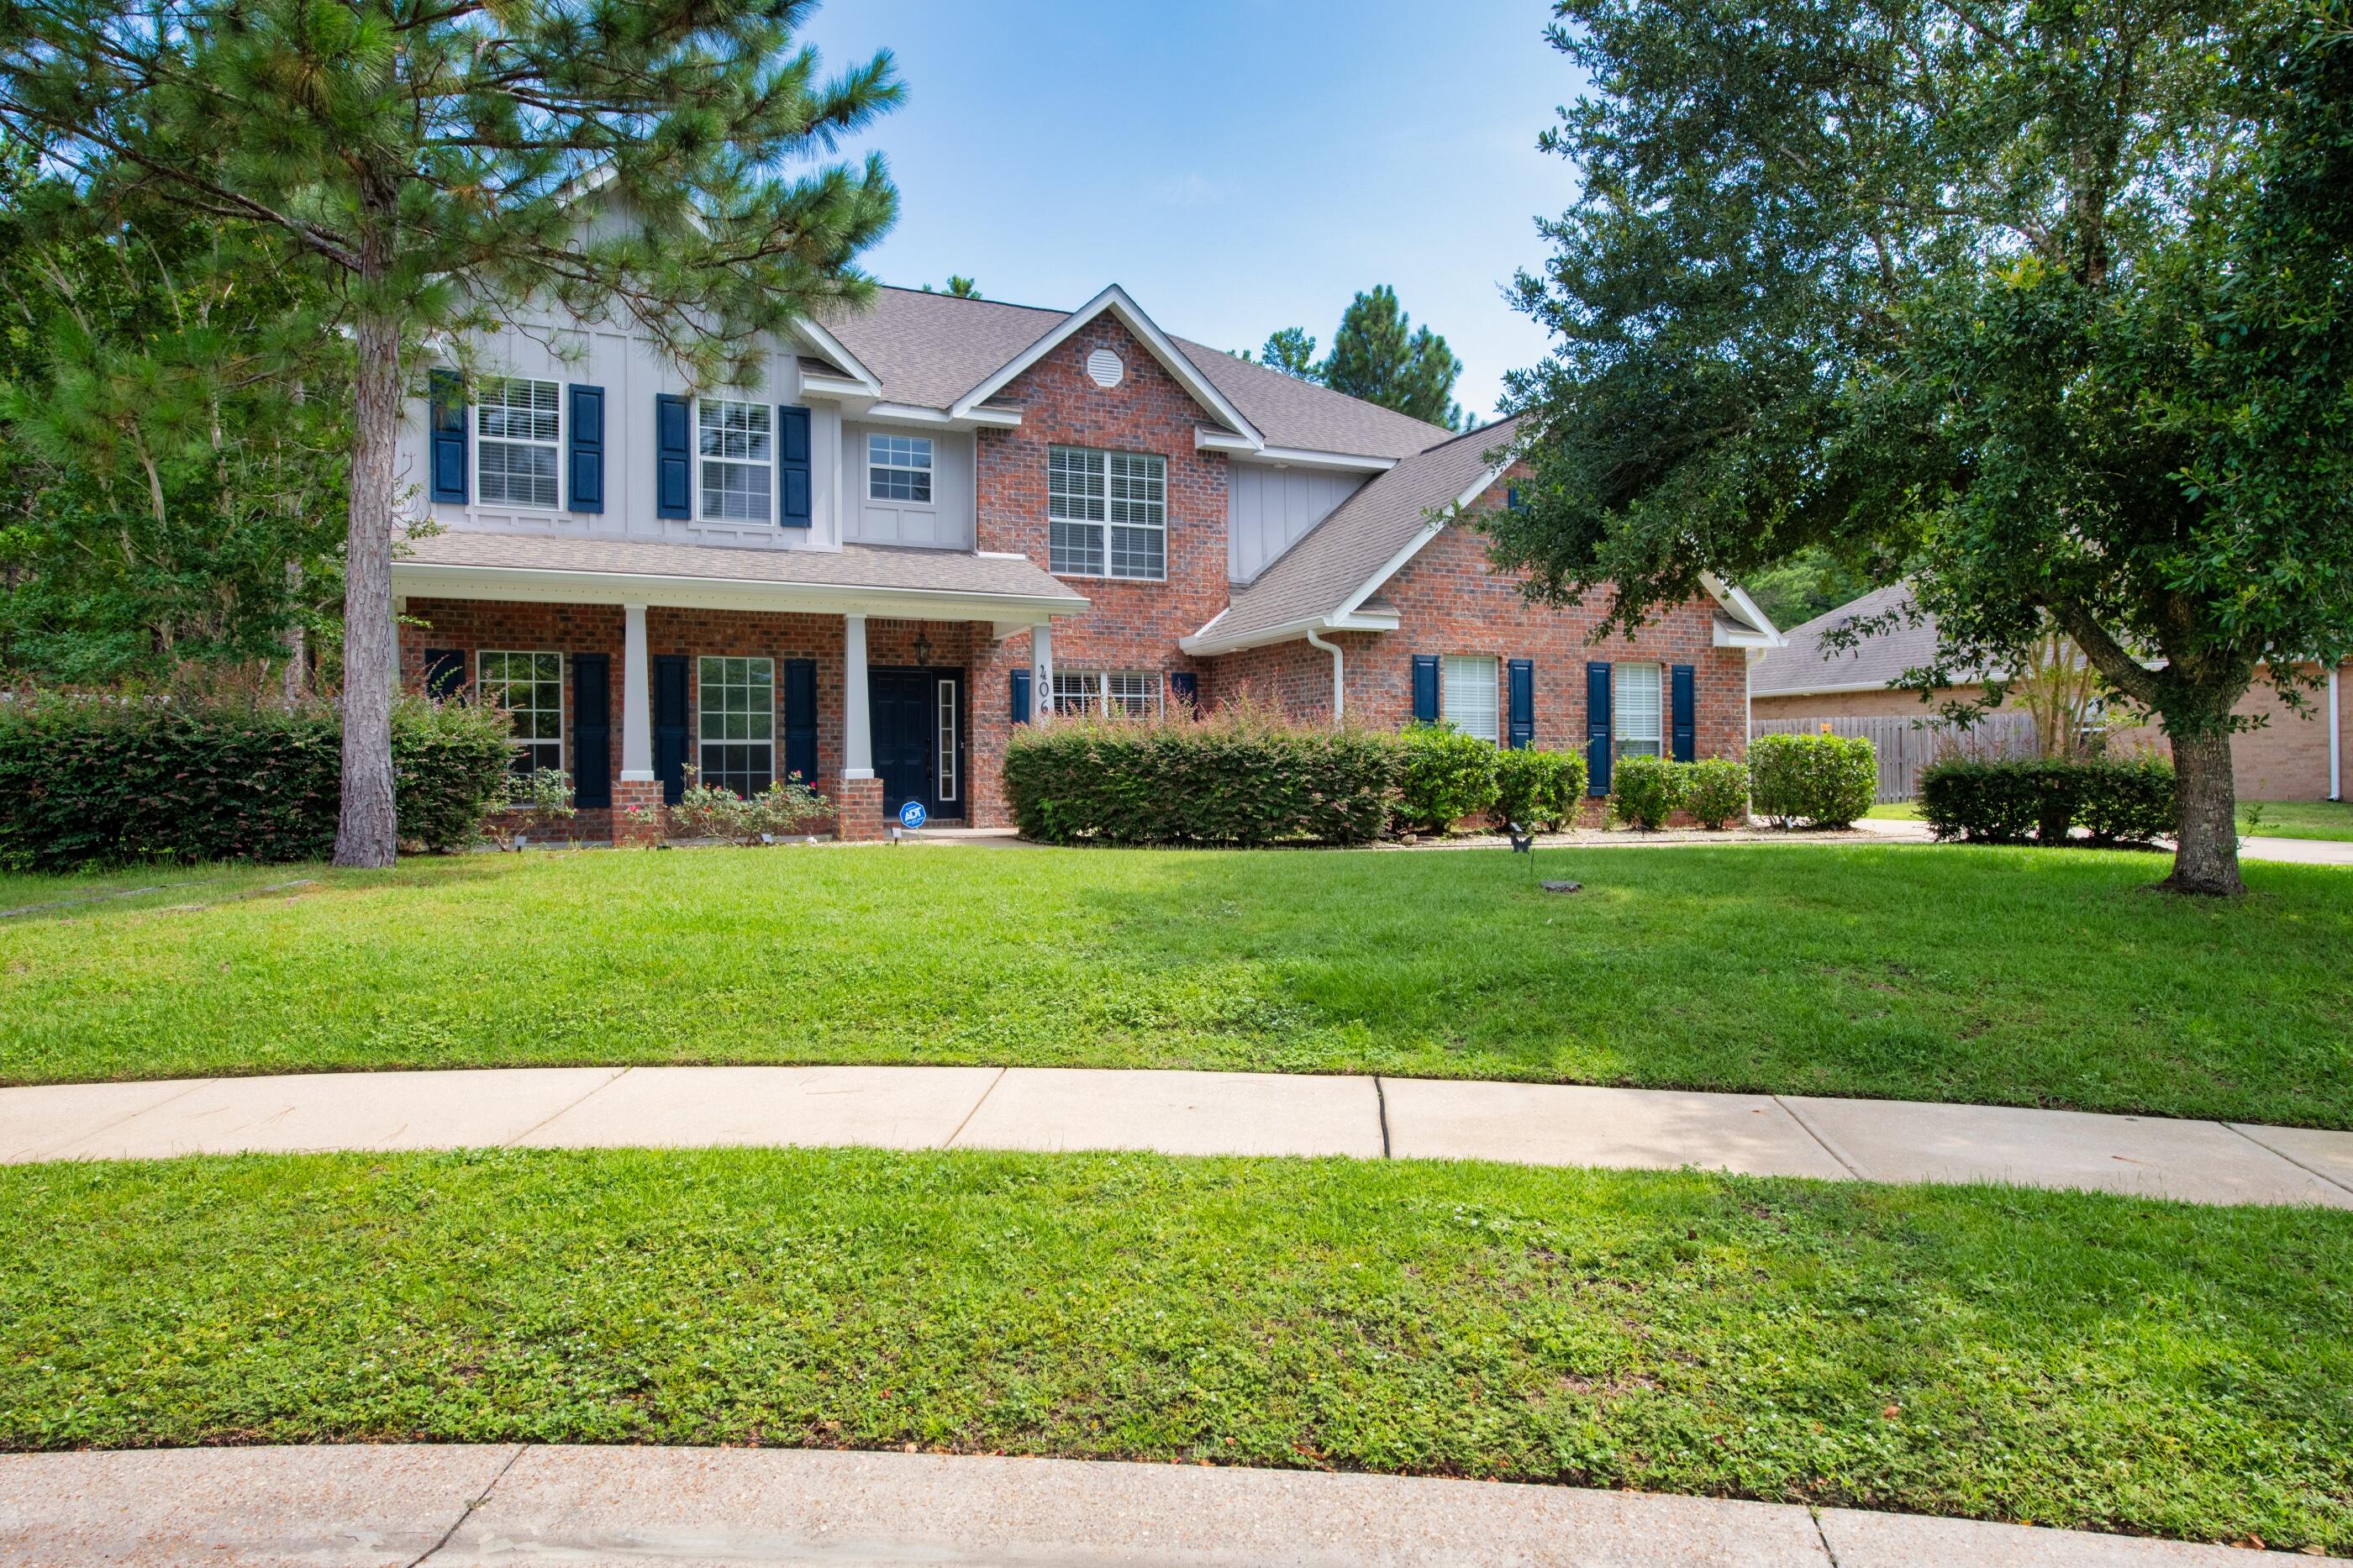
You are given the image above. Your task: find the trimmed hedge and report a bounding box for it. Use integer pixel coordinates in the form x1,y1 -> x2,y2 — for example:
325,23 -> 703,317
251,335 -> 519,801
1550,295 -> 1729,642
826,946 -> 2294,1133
1612,753 -> 1683,830
1681,757 -> 1751,829
1494,745 -> 1587,831
1003,710 -> 1400,846
1750,732 -> 1878,829
1920,756 -> 2176,845
1395,723 -> 1503,833
0,691 -> 513,871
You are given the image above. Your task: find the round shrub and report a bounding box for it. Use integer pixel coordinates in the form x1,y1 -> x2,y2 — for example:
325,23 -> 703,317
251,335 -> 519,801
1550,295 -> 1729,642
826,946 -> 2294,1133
1492,745 -> 1586,831
1395,723 -> 1502,834
1611,752 -> 1684,829
1003,704 -> 1402,846
1749,732 -> 1878,829
1680,756 -> 1750,829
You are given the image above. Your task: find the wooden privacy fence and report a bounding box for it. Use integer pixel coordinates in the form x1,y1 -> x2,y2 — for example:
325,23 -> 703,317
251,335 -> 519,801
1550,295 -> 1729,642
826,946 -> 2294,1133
1749,712 -> 2040,802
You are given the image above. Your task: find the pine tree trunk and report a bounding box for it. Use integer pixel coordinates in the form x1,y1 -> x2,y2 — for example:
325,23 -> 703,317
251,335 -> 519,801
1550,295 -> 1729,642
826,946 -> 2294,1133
333,308 -> 401,868
2161,728 -> 2244,897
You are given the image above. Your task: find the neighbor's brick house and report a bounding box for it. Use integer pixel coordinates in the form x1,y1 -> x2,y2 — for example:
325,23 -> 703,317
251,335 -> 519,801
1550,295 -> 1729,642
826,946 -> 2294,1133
393,282 -> 1782,841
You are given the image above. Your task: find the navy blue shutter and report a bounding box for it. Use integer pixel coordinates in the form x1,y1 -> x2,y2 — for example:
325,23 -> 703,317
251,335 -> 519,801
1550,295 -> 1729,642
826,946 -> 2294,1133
1169,671 -> 1199,714
654,654 -> 690,802
422,648 -> 466,701
1586,661 -> 1613,795
567,384 -> 605,513
783,658 -> 819,785
429,371 -> 468,503
1507,660 -> 1535,750
1411,655 -> 1440,724
1671,664 -> 1697,762
572,654 -> 612,808
777,405 -> 812,528
1009,667 -> 1032,725
655,394 -> 692,518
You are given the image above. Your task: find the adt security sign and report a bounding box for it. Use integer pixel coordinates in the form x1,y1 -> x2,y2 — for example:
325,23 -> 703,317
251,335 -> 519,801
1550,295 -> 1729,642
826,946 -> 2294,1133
898,800 -> 928,831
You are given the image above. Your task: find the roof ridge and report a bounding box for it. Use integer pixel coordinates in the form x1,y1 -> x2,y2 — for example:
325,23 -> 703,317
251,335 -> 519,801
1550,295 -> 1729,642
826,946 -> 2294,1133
869,282 -> 1071,318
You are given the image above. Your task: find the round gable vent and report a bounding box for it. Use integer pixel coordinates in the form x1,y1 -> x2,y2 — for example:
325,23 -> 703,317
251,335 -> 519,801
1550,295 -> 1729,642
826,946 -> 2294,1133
1086,347 -> 1124,388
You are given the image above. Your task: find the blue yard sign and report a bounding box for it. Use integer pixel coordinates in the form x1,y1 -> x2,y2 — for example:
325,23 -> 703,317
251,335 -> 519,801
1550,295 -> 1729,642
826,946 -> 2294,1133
898,800 -> 928,830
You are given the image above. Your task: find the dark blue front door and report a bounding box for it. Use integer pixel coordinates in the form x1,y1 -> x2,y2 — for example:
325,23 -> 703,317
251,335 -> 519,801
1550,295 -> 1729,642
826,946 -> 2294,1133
868,667 -> 962,818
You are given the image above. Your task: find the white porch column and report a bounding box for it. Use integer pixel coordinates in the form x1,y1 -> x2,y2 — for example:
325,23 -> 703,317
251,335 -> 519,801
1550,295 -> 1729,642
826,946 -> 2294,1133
620,602 -> 653,781
1030,621 -> 1054,723
843,613 -> 874,778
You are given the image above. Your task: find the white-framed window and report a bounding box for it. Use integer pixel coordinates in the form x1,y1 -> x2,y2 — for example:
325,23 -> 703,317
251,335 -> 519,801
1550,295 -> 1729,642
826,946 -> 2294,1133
699,399 -> 771,523
1615,662 -> 1663,759
476,377 -> 561,508
868,434 -> 934,503
697,655 -> 775,797
1049,446 -> 1165,579
479,650 -> 564,775
1051,670 -> 1162,718
936,677 -> 959,803
1443,655 -> 1500,745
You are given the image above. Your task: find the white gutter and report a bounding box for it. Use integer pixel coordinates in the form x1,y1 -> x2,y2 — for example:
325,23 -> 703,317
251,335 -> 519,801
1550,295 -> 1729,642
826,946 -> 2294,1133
1306,629 -> 1345,724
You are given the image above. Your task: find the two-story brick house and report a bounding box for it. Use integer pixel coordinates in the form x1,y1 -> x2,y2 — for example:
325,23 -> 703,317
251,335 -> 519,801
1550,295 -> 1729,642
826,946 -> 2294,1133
393,282 -> 1782,840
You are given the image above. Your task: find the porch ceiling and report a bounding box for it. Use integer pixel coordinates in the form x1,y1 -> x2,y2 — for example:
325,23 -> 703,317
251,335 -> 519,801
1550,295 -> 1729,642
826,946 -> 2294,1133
392,530 -> 1087,628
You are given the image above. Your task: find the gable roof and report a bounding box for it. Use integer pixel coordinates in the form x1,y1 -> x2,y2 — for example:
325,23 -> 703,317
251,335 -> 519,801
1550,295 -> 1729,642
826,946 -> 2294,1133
1750,582 -> 1970,696
1185,418 -> 1526,653
813,286 -> 1451,459
949,286 -> 1262,442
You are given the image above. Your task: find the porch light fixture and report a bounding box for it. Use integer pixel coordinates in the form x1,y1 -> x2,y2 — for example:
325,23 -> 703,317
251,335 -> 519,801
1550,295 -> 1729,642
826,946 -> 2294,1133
912,631 -> 933,667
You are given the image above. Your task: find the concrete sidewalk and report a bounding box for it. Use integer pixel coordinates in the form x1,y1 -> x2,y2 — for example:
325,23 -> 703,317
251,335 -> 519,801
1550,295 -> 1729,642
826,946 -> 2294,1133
4,1064 -> 2349,1209
2,1443 -> 2334,1567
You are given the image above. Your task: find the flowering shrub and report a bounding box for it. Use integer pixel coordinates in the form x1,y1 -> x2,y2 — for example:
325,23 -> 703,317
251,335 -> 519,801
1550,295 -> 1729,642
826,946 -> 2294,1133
492,768 -> 576,848
666,769 -> 832,845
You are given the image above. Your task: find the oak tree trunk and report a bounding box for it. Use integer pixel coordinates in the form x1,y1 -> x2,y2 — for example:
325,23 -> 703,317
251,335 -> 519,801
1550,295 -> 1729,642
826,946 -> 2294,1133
333,308 -> 401,868
2162,727 -> 2244,897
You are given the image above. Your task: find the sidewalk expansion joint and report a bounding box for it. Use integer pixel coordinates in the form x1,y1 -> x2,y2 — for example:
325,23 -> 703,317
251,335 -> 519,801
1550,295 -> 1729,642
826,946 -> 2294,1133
1373,1076 -> 1392,1158
502,1066 -> 634,1148
407,1442 -> 526,1566
1773,1095 -> 1867,1180
941,1065 -> 1008,1150
1808,1505 -> 1845,1566
2221,1120 -> 2353,1199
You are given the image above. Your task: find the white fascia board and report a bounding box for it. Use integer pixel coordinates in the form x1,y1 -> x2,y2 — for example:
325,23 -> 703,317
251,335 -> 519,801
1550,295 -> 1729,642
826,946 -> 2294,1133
788,318 -> 882,396
951,285 -> 1266,445
1222,443 -> 1400,475
1329,460 -> 1513,621
1713,621 -> 1784,650
390,560 -> 1087,624
1702,572 -> 1786,648
858,401 -> 1024,430
1179,607 -> 1399,657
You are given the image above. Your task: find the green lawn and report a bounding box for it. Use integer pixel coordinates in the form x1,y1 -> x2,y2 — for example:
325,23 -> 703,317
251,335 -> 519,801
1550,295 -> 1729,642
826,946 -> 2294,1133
1,1146 -> 2345,1552
2241,800 -> 2353,843
3,843 -> 2349,1125
1865,802 -> 1924,820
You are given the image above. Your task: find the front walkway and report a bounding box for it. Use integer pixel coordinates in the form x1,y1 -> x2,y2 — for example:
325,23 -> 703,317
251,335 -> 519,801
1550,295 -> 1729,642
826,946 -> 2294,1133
6,1065 -> 2348,1208
1,1442 -> 2327,1566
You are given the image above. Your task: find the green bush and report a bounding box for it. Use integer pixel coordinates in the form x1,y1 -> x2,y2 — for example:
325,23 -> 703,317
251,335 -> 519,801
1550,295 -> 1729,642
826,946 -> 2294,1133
0,688 -> 513,871
1750,732 -> 1878,829
1920,757 -> 2177,846
1680,756 -> 1751,829
1003,705 -> 1400,846
1611,753 -> 1685,830
1394,723 -> 1502,834
1492,745 -> 1586,831
666,768 -> 832,846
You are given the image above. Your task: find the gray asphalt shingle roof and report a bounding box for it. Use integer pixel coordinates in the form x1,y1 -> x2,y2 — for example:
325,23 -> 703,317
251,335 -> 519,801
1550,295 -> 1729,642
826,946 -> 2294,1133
1750,583 -> 1967,695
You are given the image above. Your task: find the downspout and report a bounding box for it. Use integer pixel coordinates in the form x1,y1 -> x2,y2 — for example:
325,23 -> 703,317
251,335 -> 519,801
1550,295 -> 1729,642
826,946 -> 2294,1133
2331,663 -> 2342,801
1306,628 -> 1344,726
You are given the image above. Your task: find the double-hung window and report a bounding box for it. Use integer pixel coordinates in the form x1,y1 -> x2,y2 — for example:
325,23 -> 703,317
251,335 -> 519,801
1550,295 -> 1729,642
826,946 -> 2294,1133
1049,446 -> 1165,579
1615,662 -> 1664,758
697,656 -> 775,797
699,399 -> 771,522
868,434 -> 933,502
476,378 -> 561,508
1442,655 -> 1500,745
478,650 -> 564,775
1051,671 -> 1161,718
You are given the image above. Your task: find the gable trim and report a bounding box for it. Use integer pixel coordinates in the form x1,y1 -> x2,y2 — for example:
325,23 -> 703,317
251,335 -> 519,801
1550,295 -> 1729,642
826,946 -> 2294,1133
789,318 -> 882,397
950,284 -> 1266,445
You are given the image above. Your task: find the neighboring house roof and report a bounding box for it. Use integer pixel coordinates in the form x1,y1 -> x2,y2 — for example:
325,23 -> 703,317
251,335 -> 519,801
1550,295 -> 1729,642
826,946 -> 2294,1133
815,286 -> 1450,460
394,531 -> 1086,618
1750,582 -> 1975,697
1185,419 -> 1527,653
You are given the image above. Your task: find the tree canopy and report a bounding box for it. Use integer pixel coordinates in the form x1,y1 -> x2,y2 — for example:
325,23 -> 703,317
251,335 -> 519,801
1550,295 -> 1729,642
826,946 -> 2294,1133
1488,0 -> 2353,893
1240,286 -> 1466,428
0,0 -> 902,865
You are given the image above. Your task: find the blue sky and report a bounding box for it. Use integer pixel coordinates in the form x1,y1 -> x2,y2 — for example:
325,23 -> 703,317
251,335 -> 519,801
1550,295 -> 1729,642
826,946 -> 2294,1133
794,1 -> 1586,425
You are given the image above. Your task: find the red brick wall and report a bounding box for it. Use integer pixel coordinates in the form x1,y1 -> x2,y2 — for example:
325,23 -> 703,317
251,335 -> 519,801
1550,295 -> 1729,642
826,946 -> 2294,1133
974,317 -> 1220,707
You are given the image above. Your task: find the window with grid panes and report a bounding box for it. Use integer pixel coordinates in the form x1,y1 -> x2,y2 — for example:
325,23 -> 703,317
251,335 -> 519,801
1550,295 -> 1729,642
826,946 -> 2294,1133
699,399 -> 771,522
476,378 -> 560,508
867,434 -> 933,502
478,651 -> 564,775
1049,446 -> 1164,578
697,656 -> 775,796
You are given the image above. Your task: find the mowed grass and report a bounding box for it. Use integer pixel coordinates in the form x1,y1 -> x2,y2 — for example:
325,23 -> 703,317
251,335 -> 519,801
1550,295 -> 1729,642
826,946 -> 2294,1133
2242,801 -> 2353,844
2,843 -> 2349,1126
1,1147 -> 2346,1551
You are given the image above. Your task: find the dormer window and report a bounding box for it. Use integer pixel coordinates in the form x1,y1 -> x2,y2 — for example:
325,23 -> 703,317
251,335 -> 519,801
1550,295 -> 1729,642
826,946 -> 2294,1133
698,398 -> 771,523
476,377 -> 561,509
868,434 -> 934,502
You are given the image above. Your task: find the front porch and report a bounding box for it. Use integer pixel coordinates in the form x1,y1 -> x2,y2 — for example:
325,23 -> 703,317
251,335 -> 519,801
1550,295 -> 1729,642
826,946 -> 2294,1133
391,532 -> 1087,842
